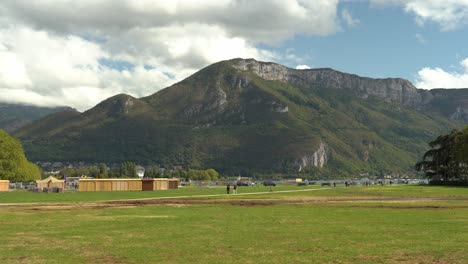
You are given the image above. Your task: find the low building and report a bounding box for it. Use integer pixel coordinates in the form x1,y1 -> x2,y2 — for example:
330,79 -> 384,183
79,178 -> 179,191
79,179 -> 142,192
142,178 -> 179,191
0,180 -> 9,191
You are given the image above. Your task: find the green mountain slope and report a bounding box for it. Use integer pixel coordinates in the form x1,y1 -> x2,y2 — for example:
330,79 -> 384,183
15,59 -> 465,177
0,103 -> 73,133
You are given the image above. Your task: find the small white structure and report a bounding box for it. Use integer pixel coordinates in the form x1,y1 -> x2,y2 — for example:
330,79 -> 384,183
136,165 -> 145,178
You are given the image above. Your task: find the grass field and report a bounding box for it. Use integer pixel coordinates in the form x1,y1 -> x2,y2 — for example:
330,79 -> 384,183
0,185 -> 323,203
1,185 -> 467,204
0,185 -> 467,263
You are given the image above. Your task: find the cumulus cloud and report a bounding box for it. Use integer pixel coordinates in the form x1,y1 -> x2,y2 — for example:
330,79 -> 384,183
0,27 -> 174,110
296,65 -> 312,70
0,0 -> 341,110
0,0 -> 340,43
371,0 -> 468,30
415,58 -> 468,89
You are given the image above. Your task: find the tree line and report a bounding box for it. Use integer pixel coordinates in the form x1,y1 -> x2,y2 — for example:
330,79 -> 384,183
58,163 -> 219,181
416,128 -> 468,185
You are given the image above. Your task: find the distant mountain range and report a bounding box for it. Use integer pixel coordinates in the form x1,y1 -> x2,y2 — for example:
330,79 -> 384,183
0,103 -> 73,133
13,59 -> 468,177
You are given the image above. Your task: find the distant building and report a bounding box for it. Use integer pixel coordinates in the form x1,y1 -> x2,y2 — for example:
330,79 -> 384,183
136,165 -> 145,178
52,162 -> 63,168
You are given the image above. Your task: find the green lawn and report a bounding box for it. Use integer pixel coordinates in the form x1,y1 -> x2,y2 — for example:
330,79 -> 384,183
0,185 -> 466,263
231,185 -> 468,199
0,185 -> 323,203
1,185 -> 467,204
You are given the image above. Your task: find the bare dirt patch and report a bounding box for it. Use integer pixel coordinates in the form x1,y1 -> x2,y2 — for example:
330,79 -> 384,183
2,196 -> 467,212
388,252 -> 456,264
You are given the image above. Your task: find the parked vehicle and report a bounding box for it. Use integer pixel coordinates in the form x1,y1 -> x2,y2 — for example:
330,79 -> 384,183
236,181 -> 250,186
263,180 -> 276,186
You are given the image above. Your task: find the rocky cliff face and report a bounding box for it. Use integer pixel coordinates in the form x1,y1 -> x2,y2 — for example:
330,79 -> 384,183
421,89 -> 468,122
232,59 -> 424,105
450,106 -> 468,121
297,142 -> 328,171
231,58 -> 468,121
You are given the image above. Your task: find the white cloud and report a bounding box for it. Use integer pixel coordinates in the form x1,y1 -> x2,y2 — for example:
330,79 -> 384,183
0,0 -> 341,110
371,0 -> 468,30
0,0 -> 340,42
0,27 -> 174,111
341,9 -> 360,27
296,65 -> 312,70
415,58 -> 468,89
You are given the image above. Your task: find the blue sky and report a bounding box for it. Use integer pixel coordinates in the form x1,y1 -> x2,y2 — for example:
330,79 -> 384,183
1,0 -> 468,110
275,1 -> 468,81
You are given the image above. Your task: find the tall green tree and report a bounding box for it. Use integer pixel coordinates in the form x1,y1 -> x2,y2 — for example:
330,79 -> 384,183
119,162 -> 137,178
416,129 -> 465,180
88,166 -> 99,178
0,129 -> 41,182
146,166 -> 161,178
206,169 -> 219,181
98,163 -> 108,178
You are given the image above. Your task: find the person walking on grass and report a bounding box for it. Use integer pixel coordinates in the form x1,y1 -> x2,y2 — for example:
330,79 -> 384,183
333,182 -> 336,189
233,184 -> 238,194
226,183 -> 230,194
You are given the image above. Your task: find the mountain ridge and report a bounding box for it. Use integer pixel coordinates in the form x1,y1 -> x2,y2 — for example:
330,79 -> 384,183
14,58 -> 467,177
0,103 -> 75,133
229,58 -> 468,121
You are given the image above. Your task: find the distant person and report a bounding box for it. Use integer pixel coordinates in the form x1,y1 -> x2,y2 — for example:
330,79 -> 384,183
345,181 -> 348,187
233,184 -> 238,194
226,183 -> 230,194
333,182 -> 336,188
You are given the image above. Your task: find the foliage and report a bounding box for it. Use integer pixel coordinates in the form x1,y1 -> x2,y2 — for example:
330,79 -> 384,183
60,167 -> 89,178
88,166 -> 100,178
0,129 -> 41,181
98,163 -> 108,178
144,166 -> 162,178
186,169 -> 219,181
206,169 -> 219,181
416,128 -> 468,181
119,162 -> 137,178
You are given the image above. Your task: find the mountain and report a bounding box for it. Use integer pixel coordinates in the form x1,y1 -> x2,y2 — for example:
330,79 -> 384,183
15,59 -> 467,177
0,103 -> 74,133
